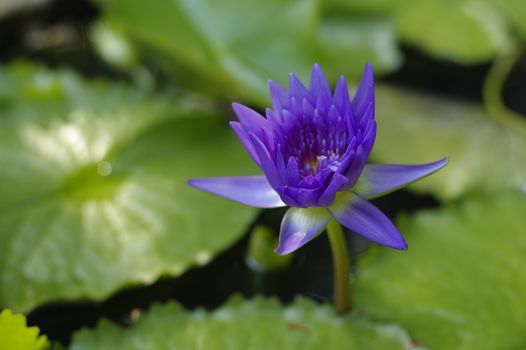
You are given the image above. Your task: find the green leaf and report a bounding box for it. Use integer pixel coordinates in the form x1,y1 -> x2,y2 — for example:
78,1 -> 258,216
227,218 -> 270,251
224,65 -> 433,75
0,63 -> 258,311
101,0 -> 318,103
396,0 -> 511,63
354,192 -> 526,350
484,0 -> 526,39
327,0 -> 513,64
98,0 -> 401,104
70,297 -> 419,350
319,19 -> 402,77
0,309 -> 49,350
372,85 -> 526,200
325,0 -> 407,15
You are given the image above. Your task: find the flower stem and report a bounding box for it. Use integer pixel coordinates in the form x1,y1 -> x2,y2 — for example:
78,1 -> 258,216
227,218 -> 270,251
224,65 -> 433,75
483,45 -> 526,136
326,218 -> 350,314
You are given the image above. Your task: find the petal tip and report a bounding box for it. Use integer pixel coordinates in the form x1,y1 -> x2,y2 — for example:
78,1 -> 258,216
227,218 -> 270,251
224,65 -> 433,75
377,234 -> 408,251
429,156 -> 449,172
311,63 -> 324,76
274,230 -> 307,256
231,102 -> 247,116
268,79 -> 280,90
186,178 -> 203,189
361,63 -> 374,86
274,246 -> 292,256
231,102 -> 250,116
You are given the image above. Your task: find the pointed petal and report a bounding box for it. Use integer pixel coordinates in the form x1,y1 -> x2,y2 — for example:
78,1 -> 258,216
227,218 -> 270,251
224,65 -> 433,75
275,207 -> 330,255
265,107 -> 280,127
286,156 -> 301,185
333,76 -> 350,115
279,185 -> 323,208
289,73 -> 311,101
249,133 -> 282,188
188,176 -> 285,208
275,144 -> 288,184
275,186 -> 301,207
317,173 -> 350,207
232,103 -> 268,132
329,192 -> 407,250
344,144 -> 368,187
269,80 -> 290,116
230,121 -> 260,166
355,158 -> 449,199
352,63 -> 374,122
309,64 -> 332,101
361,119 -> 377,155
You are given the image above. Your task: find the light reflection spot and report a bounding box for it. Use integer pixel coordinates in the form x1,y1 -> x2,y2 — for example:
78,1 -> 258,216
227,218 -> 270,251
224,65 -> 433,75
196,251 -> 211,265
97,161 -> 112,176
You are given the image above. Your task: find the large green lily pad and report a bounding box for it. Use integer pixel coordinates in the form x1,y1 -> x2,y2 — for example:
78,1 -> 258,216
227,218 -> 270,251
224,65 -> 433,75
0,63 -> 258,311
327,0 -> 516,64
70,297 -> 419,350
354,192 -> 526,350
372,86 -> 526,200
97,0 -> 401,103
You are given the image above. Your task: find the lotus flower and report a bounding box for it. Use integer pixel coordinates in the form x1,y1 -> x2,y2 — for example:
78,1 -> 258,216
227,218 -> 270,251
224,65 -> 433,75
188,64 -> 447,255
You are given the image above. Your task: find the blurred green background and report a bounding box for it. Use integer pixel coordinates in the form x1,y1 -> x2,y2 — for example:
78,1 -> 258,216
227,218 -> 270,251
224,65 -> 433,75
0,0 -> 525,349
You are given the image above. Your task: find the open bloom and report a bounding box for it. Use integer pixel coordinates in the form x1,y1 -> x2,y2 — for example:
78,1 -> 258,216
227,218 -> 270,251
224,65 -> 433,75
189,64 -> 447,255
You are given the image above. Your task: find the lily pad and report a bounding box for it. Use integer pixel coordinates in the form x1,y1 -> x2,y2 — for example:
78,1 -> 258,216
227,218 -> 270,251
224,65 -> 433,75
396,0 -> 511,63
99,0 -> 318,103
319,19 -> 402,77
327,0 -> 513,64
98,0 -> 401,103
354,192 -> 526,350
372,86 -> 526,200
486,0 -> 526,39
70,296 -> 419,350
0,309 -> 49,350
0,63 -> 258,311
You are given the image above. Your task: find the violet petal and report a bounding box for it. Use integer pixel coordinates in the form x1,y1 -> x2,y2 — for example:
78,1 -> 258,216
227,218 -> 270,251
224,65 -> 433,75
309,64 -> 332,106
343,144 -> 368,187
317,173 -> 350,207
278,185 -> 323,208
333,76 -> 350,115
329,192 -> 407,250
355,158 -> 449,199
351,63 -> 374,121
289,73 -> 311,102
269,80 -> 290,117
232,103 -> 268,132
249,133 -> 283,188
275,207 -> 330,255
230,121 -> 260,166
187,176 -> 285,208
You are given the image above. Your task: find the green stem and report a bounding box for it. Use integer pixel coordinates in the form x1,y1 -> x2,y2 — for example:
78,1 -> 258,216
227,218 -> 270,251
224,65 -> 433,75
326,219 -> 351,314
483,45 -> 526,136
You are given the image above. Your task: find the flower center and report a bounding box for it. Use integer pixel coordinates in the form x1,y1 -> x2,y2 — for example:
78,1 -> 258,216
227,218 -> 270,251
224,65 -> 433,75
284,121 -> 348,176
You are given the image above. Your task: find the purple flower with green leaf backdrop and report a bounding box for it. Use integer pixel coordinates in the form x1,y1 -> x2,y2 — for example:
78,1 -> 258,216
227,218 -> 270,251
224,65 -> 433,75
189,64 -> 447,256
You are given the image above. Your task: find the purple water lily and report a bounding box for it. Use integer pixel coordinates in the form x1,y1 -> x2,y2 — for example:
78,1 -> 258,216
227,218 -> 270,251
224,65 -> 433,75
189,64 -> 447,255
